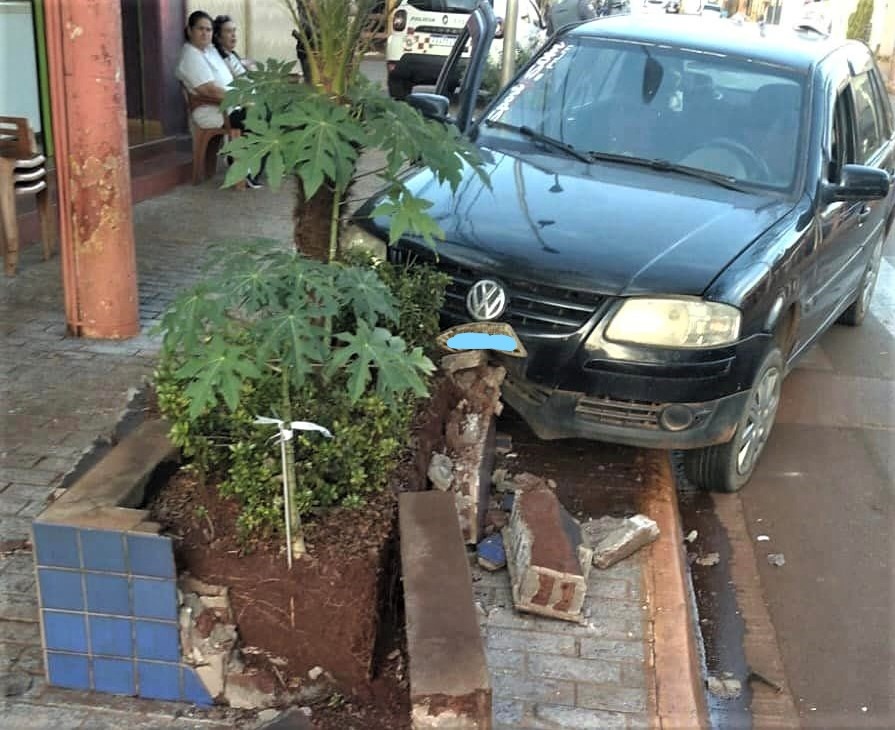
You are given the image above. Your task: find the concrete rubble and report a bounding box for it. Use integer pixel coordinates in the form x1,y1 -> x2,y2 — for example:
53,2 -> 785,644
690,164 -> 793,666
503,487 -> 594,623
430,353 -> 506,544
582,514 -> 661,569
177,572 -> 281,709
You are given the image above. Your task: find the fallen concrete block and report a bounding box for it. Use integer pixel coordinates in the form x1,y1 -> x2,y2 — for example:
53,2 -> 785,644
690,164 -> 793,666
582,514 -> 660,569
477,534 -> 506,571
504,488 -> 593,622
449,413 -> 496,544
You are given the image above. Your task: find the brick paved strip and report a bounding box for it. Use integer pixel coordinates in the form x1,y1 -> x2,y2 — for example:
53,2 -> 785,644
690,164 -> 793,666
0,592 -> 39,622
578,637 -> 646,663
0,468 -> 62,487
0,701 -> 90,729
487,606 -> 640,639
0,621 -> 40,645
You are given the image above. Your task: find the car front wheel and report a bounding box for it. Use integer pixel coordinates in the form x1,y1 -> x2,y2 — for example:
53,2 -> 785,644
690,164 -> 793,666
684,348 -> 783,493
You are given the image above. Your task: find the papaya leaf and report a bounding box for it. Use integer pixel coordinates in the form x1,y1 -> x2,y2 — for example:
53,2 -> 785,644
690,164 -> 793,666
335,266 -> 399,326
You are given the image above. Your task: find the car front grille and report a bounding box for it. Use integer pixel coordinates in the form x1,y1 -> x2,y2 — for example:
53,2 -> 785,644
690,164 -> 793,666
413,26 -> 463,36
575,395 -> 662,429
388,246 -> 605,336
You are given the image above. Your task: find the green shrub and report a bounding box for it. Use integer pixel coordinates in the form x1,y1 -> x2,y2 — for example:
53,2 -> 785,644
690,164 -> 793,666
154,240 -> 449,545
847,0 -> 873,42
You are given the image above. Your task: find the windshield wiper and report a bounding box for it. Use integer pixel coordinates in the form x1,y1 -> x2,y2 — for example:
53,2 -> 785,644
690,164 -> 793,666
482,120 -> 592,164
586,151 -> 747,191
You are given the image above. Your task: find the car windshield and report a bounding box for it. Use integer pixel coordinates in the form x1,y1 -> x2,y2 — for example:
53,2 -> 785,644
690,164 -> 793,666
481,37 -> 807,190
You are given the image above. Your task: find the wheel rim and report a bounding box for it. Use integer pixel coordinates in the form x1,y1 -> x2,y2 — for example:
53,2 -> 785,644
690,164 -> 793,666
736,365 -> 781,477
860,238 -> 884,313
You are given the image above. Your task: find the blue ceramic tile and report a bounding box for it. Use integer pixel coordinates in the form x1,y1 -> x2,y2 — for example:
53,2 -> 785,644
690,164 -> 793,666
132,578 -> 177,620
47,652 -> 90,690
81,530 -> 126,573
85,573 -> 130,615
182,666 -> 214,706
43,611 -> 88,653
126,534 -> 175,578
89,615 -> 133,657
33,523 -> 80,568
93,657 -> 135,695
38,568 -> 84,611
135,620 -> 179,661
137,661 -> 181,702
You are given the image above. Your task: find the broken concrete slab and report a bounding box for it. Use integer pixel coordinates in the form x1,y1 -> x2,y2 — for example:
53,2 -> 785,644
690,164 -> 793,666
196,652 -> 226,700
504,488 -> 593,623
427,452 -> 454,491
477,534 -> 506,571
254,706 -> 315,730
582,514 -> 660,570
449,412 -> 496,545
399,492 -> 491,729
224,670 -> 277,709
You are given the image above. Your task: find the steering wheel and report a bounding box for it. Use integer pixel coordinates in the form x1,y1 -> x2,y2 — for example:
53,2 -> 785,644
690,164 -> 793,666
692,137 -> 772,182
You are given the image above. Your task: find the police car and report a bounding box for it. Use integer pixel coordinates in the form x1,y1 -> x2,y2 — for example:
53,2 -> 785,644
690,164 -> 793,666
385,0 -> 544,99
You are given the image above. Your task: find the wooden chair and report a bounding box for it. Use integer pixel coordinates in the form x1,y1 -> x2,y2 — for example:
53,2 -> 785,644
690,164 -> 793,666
180,85 -> 244,188
0,116 -> 56,276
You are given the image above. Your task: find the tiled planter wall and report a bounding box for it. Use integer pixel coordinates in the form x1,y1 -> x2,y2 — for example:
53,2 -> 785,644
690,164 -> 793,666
32,520 -> 213,706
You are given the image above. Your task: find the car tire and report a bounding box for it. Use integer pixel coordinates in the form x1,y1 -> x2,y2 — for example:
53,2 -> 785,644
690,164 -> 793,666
684,347 -> 784,493
837,234 -> 884,327
388,76 -> 414,101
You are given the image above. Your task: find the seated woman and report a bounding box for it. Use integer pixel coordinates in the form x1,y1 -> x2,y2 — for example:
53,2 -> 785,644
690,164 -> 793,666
175,10 -> 262,187
213,15 -> 257,78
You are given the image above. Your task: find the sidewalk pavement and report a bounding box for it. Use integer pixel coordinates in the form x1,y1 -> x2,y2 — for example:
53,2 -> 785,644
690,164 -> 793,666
1,170 -> 682,728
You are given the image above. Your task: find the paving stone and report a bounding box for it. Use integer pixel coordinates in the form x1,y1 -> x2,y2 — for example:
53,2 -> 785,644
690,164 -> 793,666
487,627 -> 576,656
484,648 -> 527,671
0,701 -> 90,728
0,516 -> 35,541
575,682 -> 647,713
527,654 -> 623,684
0,468 -> 61,488
0,621 -> 40,645
0,592 -> 39,622
491,668 -> 575,705
531,703 -> 630,729
492,699 -> 525,727
579,638 -> 646,663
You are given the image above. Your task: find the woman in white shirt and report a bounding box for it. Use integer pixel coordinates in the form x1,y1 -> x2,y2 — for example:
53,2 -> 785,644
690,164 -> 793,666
175,11 -> 264,187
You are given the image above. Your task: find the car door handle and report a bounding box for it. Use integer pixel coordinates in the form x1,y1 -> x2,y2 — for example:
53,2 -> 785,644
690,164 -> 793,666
857,204 -> 872,224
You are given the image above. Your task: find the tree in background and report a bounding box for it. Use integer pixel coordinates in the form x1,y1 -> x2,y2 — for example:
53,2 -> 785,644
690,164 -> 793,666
847,0 -> 874,42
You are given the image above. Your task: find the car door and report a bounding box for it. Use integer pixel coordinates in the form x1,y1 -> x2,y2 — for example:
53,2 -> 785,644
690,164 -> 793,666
434,0 -> 498,134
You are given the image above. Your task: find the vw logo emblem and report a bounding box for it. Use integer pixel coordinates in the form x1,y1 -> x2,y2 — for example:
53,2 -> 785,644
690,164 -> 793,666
442,14 -> 449,24
466,279 -> 508,321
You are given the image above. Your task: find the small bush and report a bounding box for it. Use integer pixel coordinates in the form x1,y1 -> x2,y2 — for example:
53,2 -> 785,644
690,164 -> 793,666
154,241 -> 449,543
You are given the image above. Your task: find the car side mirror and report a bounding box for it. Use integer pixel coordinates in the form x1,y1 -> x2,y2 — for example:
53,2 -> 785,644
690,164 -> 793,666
405,92 -> 450,122
822,164 -> 891,204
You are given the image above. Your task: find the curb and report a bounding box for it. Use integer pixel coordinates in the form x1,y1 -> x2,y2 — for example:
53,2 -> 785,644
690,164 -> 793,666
641,450 -> 708,730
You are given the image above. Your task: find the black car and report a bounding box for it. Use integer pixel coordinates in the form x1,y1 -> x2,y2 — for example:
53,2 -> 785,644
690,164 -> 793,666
354,8 -> 894,492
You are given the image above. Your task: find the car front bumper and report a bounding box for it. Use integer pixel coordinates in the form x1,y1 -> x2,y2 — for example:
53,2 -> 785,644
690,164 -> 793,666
501,376 -> 750,449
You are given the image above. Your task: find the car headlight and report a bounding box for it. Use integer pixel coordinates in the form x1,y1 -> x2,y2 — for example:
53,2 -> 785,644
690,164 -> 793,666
340,224 -> 387,261
603,298 -> 741,348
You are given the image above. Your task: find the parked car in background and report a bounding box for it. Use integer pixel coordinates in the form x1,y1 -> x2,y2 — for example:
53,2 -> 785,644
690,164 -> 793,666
357,9 -> 894,492
700,2 -> 725,17
385,0 -> 544,99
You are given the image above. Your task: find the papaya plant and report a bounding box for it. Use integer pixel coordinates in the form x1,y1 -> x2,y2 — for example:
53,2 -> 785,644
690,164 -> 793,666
220,0 -> 489,261
155,240 -> 437,561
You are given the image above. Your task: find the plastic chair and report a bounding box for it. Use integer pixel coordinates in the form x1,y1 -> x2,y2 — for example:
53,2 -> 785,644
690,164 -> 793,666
0,116 -> 56,276
180,85 -> 244,188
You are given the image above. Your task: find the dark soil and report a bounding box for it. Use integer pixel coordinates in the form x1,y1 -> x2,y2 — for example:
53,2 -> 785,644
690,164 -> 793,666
146,374 -> 462,730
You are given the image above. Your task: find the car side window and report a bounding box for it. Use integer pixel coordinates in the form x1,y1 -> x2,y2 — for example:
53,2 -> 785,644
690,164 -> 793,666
850,71 -> 883,163
828,88 -> 855,184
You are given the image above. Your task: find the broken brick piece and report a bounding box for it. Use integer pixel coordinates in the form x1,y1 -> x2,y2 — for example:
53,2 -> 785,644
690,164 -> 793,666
504,488 -> 593,622
583,514 -> 660,569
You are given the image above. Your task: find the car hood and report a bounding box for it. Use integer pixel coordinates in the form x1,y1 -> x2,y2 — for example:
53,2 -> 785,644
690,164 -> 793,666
362,147 -> 795,296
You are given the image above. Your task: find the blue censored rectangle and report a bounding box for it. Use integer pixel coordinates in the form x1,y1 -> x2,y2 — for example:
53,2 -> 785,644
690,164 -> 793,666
81,529 -> 127,573
85,573 -> 130,615
132,578 -> 177,620
135,620 -> 179,662
32,523 -> 80,569
47,652 -> 90,690
137,661 -> 181,702
126,534 -> 175,578
93,657 -> 136,695
89,615 -> 133,657
38,568 -> 84,611
43,611 -> 88,653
